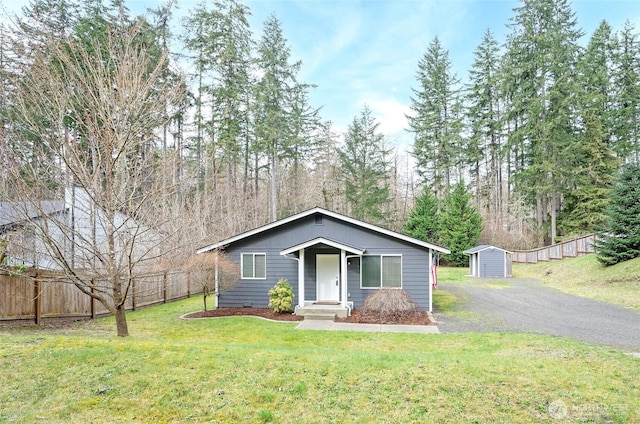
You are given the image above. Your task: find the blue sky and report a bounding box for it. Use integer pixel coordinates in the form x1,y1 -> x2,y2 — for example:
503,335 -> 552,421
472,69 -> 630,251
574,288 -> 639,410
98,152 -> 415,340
2,0 -> 640,140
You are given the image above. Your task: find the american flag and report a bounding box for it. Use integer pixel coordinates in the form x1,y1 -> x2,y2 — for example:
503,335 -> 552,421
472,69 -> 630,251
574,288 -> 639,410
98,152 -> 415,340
431,263 -> 438,289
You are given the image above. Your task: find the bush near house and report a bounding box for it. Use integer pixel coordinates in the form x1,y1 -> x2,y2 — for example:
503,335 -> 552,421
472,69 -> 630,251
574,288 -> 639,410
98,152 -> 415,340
361,288 -> 418,322
268,279 -> 294,313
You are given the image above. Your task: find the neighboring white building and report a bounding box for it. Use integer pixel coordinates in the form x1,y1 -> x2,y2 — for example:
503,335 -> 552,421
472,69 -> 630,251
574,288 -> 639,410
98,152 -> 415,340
1,186 -> 161,272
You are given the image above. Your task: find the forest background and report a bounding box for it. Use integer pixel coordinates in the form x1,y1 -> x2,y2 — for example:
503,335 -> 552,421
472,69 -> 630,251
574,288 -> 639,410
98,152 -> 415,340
2,0 -> 640,256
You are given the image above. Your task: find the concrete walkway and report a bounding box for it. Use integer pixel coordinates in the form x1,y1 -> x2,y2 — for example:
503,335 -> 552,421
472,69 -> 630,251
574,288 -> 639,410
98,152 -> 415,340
296,320 -> 439,333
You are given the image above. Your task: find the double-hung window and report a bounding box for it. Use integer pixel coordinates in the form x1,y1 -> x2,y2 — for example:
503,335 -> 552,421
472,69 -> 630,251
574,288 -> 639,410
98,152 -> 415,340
241,253 -> 266,279
361,255 -> 402,288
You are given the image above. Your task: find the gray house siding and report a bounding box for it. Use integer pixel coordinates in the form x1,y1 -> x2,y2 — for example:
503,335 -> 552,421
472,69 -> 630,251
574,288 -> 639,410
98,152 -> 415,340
479,249 -> 505,277
217,213 -> 433,311
221,240 -> 298,308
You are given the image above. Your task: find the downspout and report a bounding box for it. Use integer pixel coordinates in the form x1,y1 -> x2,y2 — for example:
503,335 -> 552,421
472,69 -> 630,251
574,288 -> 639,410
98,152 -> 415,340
428,249 -> 433,313
214,252 -> 219,308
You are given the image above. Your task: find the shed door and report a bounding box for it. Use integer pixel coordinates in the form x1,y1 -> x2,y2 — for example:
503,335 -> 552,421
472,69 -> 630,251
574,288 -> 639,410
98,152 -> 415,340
316,254 -> 340,302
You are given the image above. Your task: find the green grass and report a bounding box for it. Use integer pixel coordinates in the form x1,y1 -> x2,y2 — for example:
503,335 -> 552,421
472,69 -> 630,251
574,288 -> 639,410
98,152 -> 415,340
514,254 -> 640,311
1,297 -> 639,423
436,266 -> 469,282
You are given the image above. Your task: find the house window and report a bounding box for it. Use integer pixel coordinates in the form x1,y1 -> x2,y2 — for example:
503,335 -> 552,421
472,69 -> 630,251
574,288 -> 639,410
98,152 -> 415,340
241,253 -> 266,279
361,255 -> 402,288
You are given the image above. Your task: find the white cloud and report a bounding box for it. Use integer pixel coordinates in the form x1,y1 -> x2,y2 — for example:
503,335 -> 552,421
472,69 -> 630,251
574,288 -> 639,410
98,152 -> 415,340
368,97 -> 411,136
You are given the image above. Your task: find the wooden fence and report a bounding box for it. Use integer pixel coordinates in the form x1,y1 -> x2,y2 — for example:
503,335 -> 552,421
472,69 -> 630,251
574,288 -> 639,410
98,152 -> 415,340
0,270 -> 202,323
512,234 -> 596,264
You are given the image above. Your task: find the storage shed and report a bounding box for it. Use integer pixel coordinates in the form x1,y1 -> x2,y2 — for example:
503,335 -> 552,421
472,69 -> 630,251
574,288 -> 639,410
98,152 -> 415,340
463,245 -> 512,278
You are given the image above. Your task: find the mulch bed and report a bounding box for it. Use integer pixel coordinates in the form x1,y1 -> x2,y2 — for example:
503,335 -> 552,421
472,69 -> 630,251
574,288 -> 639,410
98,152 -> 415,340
185,308 -> 303,321
184,308 -> 434,325
337,310 -> 434,325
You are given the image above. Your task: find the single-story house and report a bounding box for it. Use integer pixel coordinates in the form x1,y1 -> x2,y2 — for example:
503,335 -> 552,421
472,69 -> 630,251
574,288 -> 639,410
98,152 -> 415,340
197,207 -> 450,317
463,245 -> 512,278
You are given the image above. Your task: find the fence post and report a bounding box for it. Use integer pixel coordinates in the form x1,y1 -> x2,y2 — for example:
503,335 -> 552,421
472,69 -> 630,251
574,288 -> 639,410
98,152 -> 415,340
187,271 -> 191,298
163,271 -> 168,304
34,273 -> 42,325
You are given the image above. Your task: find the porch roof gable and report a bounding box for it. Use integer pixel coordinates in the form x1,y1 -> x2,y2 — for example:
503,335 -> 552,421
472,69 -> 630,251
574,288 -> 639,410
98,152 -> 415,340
280,237 -> 365,256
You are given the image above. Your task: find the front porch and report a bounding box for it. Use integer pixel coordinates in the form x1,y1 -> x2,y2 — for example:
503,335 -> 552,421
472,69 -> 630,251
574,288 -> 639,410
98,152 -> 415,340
281,237 -> 364,319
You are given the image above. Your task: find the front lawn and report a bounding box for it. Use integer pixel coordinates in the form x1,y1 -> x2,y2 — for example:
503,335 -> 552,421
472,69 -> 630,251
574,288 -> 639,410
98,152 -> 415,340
1,297 -> 638,423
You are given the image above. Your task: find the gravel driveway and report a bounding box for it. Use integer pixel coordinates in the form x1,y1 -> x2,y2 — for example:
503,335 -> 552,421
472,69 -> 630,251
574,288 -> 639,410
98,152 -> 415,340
433,278 -> 640,351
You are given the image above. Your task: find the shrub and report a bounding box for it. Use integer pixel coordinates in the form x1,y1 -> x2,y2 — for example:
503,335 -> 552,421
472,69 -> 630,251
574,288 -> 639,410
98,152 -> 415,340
596,162 -> 640,266
361,288 -> 418,323
268,279 -> 294,313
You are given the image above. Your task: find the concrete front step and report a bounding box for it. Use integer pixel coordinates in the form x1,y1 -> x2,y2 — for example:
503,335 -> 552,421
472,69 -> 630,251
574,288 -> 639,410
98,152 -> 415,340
303,313 -> 337,321
295,305 -> 349,318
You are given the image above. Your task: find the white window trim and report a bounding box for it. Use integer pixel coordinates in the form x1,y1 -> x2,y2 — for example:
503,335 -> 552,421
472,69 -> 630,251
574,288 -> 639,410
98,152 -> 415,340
360,254 -> 403,289
241,252 -> 266,280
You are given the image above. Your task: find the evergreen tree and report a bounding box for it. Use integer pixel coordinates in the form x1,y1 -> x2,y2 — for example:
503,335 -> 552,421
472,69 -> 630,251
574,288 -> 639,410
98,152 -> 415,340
612,21 -> 640,162
560,21 -> 619,235
560,113 -> 618,234
254,14 -> 302,220
203,0 -> 252,210
439,182 -> 483,266
338,105 -> 391,225
504,0 -> 583,244
407,36 -> 463,199
284,81 -> 322,214
596,163 -> 640,266
466,28 -> 503,215
578,20 -> 616,148
403,186 -> 440,243
183,0 -> 253,205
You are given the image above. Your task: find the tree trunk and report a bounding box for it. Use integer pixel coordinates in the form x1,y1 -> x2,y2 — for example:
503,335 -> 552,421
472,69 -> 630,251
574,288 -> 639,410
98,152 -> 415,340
536,194 -> 544,246
270,153 -> 278,221
115,305 -> 129,337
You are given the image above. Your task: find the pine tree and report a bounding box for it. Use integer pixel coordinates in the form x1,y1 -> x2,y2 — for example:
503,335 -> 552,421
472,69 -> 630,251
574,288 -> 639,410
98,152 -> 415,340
612,21 -> 640,162
403,186 -> 440,244
254,14 -> 302,221
596,163 -> 640,266
338,106 -> 391,225
439,182 -> 483,266
183,0 -> 253,209
284,81 -> 322,214
561,113 -> 618,234
504,0 -> 583,245
561,22 -> 620,235
407,36 -> 463,199
466,28 -> 503,216
578,20 -> 616,148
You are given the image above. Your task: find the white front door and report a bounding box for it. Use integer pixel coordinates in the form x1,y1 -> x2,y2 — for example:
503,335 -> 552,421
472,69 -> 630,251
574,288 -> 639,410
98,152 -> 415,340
316,254 -> 340,302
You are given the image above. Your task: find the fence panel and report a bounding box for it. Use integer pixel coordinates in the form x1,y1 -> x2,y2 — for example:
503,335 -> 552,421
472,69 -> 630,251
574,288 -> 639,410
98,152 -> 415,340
166,271 -> 190,300
0,274 -> 35,318
512,234 -> 596,264
133,274 -> 164,309
40,279 -> 92,317
1,270 -> 200,322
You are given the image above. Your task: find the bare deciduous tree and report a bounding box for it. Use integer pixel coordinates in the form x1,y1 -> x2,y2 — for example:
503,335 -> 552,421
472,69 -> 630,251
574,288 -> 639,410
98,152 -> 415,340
184,251 -> 239,312
4,23 -> 185,336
